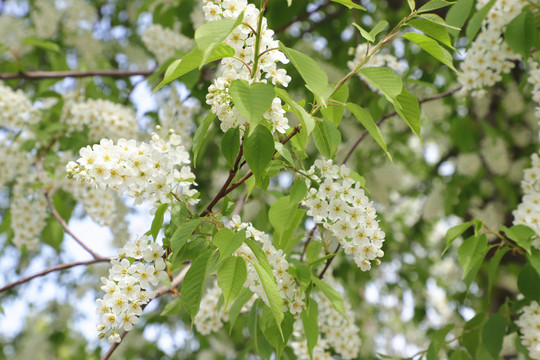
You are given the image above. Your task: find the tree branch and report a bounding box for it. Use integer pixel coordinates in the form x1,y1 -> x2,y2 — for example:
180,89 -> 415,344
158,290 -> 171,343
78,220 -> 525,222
100,265 -> 191,360
0,69 -> 155,80
0,258 -> 110,293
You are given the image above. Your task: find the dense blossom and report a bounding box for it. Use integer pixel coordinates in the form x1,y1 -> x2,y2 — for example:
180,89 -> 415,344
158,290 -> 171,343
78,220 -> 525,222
96,236 -> 168,343
0,82 -> 39,129
141,24 -> 194,64
459,0 -> 527,93
203,0 -> 291,133
302,160 -> 385,271
516,301 -> 540,359
513,153 -> 540,245
529,61 -> 540,120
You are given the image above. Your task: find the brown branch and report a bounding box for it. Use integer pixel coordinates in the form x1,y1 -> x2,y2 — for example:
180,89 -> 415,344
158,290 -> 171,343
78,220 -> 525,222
341,85 -> 463,164
0,258 -> 111,293
318,244 -> 340,279
101,265 -> 191,360
0,69 -> 155,81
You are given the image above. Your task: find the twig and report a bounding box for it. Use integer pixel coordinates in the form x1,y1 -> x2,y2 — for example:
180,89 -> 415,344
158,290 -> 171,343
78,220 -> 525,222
318,244 -> 341,279
341,86 -> 463,164
101,265 -> 191,360
0,69 -> 155,80
0,258 -> 110,293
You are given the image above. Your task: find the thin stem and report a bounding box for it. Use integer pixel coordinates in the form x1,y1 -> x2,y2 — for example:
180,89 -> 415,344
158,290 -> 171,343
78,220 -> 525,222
318,244 -> 341,278
0,69 -> 155,80
0,258 -> 111,293
250,6 -> 266,79
101,265 -> 191,360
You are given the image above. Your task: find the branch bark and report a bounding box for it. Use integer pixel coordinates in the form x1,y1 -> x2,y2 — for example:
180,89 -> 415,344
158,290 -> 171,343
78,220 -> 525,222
100,265 -> 191,360
0,258 -> 110,293
0,69 -> 155,80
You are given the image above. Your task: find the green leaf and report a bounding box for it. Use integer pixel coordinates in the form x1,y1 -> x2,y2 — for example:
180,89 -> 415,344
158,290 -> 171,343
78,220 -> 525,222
229,287 -> 253,330
306,241 -> 323,264
462,313 -> 488,357
252,262 -> 284,336
301,298 -> 319,360
195,12 -> 244,65
443,220 -> 475,255
170,203 -> 188,227
352,23 -> 374,42
289,260 -> 312,292
260,307 -> 294,358
170,219 -> 203,264
418,13 -> 461,30
500,224 -> 535,255
160,297 -> 182,316
289,178 -> 308,206
230,79 -> 275,129
311,276 -> 346,318
274,142 -> 295,165
23,37 -> 61,53
213,228 -> 246,263
487,247 -> 509,297
193,112 -> 216,166
465,0 -> 496,43
347,103 -> 391,160
245,238 -> 274,275
42,218 -> 64,252
321,84 -> 349,126
481,313 -> 506,359
408,19 -> 455,50
518,263 -> 540,301
218,256 -> 248,308
182,250 -> 213,321
278,42 -> 333,107
269,196 -> 306,253
154,44 -> 235,93
418,0 -> 454,13
403,32 -> 458,73
407,0 -> 415,11
358,67 -> 403,100
148,203 -> 169,241
312,118 -> 341,159
394,89 -> 422,139
426,324 -> 454,360
504,10 -> 536,60
352,22 -> 387,43
457,234 -> 488,286
222,127 -> 241,168
528,249 -> 540,277
243,125 -> 275,183
275,87 -> 315,150
330,0 -> 366,10
445,0 -> 474,40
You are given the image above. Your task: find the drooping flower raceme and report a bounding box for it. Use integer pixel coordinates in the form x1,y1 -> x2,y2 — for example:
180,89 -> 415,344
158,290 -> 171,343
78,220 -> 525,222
141,24 -> 194,64
513,153 -> 540,247
301,159 -> 385,271
203,0 -> 291,133
66,131 -> 199,209
96,236 -> 168,343
516,301 -> 540,360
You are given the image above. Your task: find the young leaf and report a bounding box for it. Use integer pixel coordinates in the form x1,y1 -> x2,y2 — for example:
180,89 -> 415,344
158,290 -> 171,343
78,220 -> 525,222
229,80 -> 275,130
457,234 -> 488,285
504,10 -> 536,60
481,313 -> 506,359
407,19 -> 455,50
403,32 -> 458,73
195,12 -> 244,65
154,44 -> 235,93
274,142 -> 295,165
312,118 -> 341,159
418,0 -> 454,13
352,23 -> 375,43
253,262 -> 285,335
278,42 -> 333,107
182,250 -> 213,321
217,256 -> 248,308
213,228 -> 246,263
321,84 -> 349,126
148,203 -> 169,241
243,125 -> 275,183
443,220 -> 475,255
445,0 -> 473,40
330,0 -> 366,10
222,127 -> 241,168
465,0 -> 496,43
301,298 -> 319,359
369,20 -> 389,39
170,219 -> 203,264
193,112 -> 216,166
500,224 -> 535,255
289,178 -> 308,206
347,103 -> 391,160
311,276 -> 346,318
418,14 -> 461,30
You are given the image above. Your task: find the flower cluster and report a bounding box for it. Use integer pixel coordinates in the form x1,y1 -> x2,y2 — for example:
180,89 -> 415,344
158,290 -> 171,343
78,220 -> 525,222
156,88 -> 200,148
513,153 -> 540,246
230,215 -> 305,315
141,24 -> 194,64
194,281 -> 231,335
96,236 -> 168,343
63,98 -> 138,142
480,136 -> 510,175
528,61 -> 540,120
301,160 -> 385,271
348,43 -> 406,95
66,130 -> 199,208
459,0 -> 526,93
203,0 -> 291,133
291,278 -> 361,360
516,301 -> 540,359
0,82 -> 39,129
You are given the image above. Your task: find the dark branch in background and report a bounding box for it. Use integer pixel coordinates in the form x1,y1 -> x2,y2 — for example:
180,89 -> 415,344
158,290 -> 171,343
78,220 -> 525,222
101,265 -> 191,360
0,258 -> 110,293
0,69 -> 155,80
318,85 -> 463,278
275,1 -> 331,33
